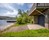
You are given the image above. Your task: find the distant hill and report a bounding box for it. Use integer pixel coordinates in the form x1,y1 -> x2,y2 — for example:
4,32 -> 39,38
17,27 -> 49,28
0,16 -> 16,20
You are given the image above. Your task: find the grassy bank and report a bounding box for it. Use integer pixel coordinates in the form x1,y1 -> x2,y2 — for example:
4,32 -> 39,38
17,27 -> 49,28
15,23 -> 30,26
0,29 -> 49,37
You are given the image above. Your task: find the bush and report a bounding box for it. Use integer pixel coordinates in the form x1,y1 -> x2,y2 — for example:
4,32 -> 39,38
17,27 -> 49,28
16,9 -> 33,25
16,14 -> 33,24
16,16 -> 33,24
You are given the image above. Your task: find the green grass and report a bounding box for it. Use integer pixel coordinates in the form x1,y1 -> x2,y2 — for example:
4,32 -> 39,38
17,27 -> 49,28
15,23 -> 30,26
0,29 -> 49,37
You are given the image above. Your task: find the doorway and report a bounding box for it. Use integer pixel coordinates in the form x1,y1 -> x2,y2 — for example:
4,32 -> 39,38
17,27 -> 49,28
38,15 -> 45,26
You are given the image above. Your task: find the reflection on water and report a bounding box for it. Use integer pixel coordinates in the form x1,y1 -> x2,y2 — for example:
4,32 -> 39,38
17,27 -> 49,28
0,20 -> 13,30
0,20 -> 11,26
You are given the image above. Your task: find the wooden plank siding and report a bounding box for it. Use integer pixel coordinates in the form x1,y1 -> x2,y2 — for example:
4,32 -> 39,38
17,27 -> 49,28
28,3 -> 49,29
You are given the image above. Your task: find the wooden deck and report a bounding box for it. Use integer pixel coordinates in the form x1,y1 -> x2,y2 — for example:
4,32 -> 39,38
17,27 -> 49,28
28,3 -> 49,16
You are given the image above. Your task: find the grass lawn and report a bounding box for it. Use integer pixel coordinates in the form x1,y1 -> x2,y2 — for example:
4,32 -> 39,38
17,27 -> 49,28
15,23 -> 30,26
0,29 -> 49,37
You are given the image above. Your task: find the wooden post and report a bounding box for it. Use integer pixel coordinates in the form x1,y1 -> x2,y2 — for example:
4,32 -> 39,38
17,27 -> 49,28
44,9 -> 49,29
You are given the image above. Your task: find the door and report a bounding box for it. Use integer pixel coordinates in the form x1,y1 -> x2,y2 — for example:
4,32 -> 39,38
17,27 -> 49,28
38,15 -> 45,26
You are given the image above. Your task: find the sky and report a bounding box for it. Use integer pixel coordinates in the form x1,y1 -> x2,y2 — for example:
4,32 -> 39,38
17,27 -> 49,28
0,3 -> 33,17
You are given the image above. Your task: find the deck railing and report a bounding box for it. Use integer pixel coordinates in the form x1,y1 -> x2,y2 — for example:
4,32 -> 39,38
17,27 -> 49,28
28,3 -> 49,15
37,3 -> 49,7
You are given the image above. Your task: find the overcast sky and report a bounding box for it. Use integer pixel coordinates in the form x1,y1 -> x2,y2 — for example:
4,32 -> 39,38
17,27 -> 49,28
0,3 -> 33,17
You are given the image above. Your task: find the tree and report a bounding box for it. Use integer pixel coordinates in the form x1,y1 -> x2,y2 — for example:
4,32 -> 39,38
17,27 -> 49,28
16,9 -> 33,25
18,9 -> 23,16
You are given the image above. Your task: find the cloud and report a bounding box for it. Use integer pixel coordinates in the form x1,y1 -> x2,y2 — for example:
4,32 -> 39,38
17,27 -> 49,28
1,10 -> 18,17
0,3 -> 18,17
0,3 -> 15,10
0,3 -> 32,17
17,3 -> 24,6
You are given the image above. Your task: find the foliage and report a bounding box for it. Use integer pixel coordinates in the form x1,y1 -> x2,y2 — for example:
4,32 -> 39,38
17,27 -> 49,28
16,9 -> 33,24
0,29 -> 49,37
18,9 -> 23,16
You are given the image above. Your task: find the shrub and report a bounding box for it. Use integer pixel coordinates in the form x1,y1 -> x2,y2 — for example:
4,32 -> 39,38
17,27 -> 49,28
16,9 -> 33,25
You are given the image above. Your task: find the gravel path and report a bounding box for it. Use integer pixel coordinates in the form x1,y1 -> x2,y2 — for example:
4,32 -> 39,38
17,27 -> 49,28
27,24 -> 45,30
3,24 -> 45,33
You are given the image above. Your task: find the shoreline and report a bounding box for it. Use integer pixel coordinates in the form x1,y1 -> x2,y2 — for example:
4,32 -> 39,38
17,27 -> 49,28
0,23 -> 15,31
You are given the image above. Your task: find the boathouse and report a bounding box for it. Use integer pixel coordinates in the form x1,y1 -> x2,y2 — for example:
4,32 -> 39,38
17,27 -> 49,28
28,3 -> 49,29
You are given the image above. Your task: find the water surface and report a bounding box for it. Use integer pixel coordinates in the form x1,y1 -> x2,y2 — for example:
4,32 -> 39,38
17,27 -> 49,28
0,20 -> 13,30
